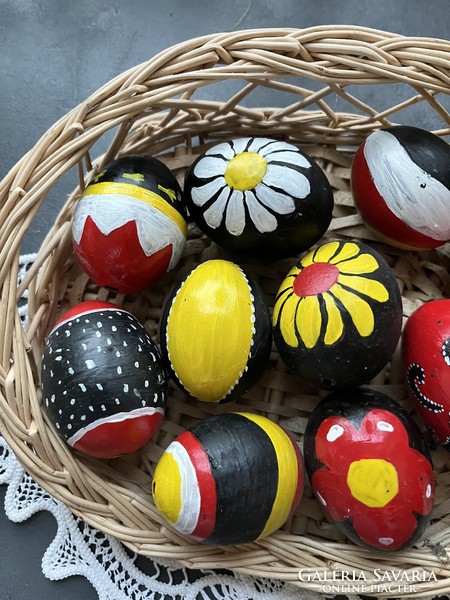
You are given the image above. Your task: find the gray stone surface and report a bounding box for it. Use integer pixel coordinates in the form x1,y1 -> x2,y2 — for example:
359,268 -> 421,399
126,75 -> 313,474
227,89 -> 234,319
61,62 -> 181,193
0,1 -> 449,597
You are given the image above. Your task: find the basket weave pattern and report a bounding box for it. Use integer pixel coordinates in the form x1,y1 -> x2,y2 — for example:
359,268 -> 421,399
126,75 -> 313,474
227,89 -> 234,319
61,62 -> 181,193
2,26 -> 450,596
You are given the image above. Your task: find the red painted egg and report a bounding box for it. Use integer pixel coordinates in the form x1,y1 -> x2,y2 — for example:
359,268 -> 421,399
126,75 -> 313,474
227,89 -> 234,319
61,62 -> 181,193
403,299 -> 450,449
72,155 -> 187,293
304,388 -> 435,552
351,126 -> 450,249
41,300 -> 167,458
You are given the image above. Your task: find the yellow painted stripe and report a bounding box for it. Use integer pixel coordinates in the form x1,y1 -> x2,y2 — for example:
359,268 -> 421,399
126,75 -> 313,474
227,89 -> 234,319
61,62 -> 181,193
240,412 -> 299,539
166,260 -> 254,403
82,181 -> 187,236
152,451 -> 182,525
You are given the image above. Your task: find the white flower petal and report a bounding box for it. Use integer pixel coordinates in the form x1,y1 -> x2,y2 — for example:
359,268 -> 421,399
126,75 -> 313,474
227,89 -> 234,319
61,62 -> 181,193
264,163 -> 311,199
191,176 -> 226,207
225,190 -> 246,235
266,150 -> 311,170
193,156 -> 228,179
205,141 -> 235,160
203,187 -> 230,229
258,140 -> 297,156
245,191 -> 278,233
230,137 -> 251,155
256,183 -> 296,215
247,137 -> 278,153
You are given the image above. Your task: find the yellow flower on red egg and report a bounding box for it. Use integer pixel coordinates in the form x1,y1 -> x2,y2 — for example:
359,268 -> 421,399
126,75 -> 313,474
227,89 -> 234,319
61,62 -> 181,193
272,240 -> 390,349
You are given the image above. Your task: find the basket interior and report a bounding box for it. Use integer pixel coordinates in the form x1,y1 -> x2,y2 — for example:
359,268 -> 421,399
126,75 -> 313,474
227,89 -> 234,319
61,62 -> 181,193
2,27 -> 450,596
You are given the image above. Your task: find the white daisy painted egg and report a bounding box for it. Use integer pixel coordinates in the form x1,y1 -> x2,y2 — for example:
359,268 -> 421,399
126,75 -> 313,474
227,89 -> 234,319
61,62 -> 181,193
351,126 -> 450,249
184,137 -> 333,259
72,155 -> 187,293
159,259 -> 272,403
41,300 -> 167,458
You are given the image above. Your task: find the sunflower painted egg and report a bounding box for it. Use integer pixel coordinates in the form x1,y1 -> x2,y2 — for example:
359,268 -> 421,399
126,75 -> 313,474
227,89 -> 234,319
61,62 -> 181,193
184,137 -> 333,260
351,126 -> 450,249
272,239 -> 402,389
152,411 -> 304,544
403,299 -> 450,450
159,259 -> 272,403
41,300 -> 167,458
72,155 -> 187,293
304,388 -> 435,552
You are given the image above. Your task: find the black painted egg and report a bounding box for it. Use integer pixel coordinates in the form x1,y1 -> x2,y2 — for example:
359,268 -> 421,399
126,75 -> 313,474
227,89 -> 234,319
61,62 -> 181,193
272,239 -> 402,389
72,155 -> 187,293
159,259 -> 272,403
184,137 -> 333,259
152,411 -> 304,544
41,300 -> 167,458
351,125 -> 450,249
304,388 -> 435,552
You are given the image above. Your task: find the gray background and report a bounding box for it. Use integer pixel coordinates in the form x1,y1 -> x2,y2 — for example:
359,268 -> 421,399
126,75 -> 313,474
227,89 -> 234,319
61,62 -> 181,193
1,0 -> 450,598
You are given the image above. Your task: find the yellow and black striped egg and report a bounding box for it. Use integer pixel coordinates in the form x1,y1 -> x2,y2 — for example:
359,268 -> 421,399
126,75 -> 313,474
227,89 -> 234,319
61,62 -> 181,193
152,412 -> 305,545
159,259 -> 272,403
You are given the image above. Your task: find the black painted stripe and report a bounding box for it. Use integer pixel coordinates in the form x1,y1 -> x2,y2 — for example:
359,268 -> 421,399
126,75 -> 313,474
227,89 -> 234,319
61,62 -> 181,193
189,413 -> 279,545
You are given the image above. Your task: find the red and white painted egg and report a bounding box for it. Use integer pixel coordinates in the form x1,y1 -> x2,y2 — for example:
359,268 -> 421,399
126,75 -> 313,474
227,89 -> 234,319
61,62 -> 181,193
351,126 -> 450,249
403,299 -> 450,449
304,388 -> 435,552
72,155 -> 187,293
41,301 -> 167,458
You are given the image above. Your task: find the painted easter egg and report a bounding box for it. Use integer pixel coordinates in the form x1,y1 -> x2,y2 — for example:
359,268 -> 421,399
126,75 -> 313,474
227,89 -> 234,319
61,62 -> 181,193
304,388 -> 435,552
183,137 -> 333,259
152,412 -> 304,544
72,155 -> 187,293
41,300 -> 166,458
159,259 -> 272,403
272,239 -> 402,389
351,126 -> 450,249
403,299 -> 450,450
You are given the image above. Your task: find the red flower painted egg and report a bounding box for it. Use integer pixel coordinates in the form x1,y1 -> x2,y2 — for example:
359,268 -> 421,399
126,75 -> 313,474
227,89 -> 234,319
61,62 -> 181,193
403,299 -> 450,449
72,155 -> 187,293
41,300 -> 167,458
304,388 -> 435,552
351,126 -> 450,249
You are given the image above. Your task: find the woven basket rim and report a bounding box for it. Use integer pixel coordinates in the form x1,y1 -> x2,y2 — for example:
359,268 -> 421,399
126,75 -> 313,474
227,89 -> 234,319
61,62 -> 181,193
2,25 -> 450,597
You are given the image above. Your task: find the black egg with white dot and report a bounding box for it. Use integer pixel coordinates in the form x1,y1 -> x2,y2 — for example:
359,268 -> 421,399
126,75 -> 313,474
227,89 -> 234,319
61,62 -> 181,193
41,301 -> 167,458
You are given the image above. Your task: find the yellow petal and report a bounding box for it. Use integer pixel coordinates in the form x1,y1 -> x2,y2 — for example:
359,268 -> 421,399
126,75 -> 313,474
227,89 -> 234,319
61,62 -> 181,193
331,284 -> 374,337
275,273 -> 296,302
276,293 -> 300,348
299,248 -> 316,268
337,253 -> 379,274
311,241 -> 341,264
338,275 -> 389,302
296,295 -> 322,349
323,293 -> 344,345
329,242 -> 360,265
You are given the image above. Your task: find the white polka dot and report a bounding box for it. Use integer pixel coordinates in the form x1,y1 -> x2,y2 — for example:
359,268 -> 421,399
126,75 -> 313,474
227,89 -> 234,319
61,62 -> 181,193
123,384 -> 129,392
426,484 -> 432,498
97,321 -> 103,328
115,398 -> 121,405
101,405 -> 106,411
96,383 -> 103,391
107,338 -> 112,345
70,398 -> 76,405
117,366 -> 122,375
377,421 -> 394,432
112,326 -> 117,332
55,356 -> 63,362
67,424 -> 72,430
80,415 -> 86,421
81,343 -> 87,351
378,537 -> 394,545
134,361 -> 140,368
85,360 -> 96,369
79,383 -> 87,392
326,424 -> 344,442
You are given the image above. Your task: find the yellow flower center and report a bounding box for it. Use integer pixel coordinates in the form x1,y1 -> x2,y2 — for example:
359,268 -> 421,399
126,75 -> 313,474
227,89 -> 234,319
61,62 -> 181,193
347,458 -> 399,508
224,152 -> 267,191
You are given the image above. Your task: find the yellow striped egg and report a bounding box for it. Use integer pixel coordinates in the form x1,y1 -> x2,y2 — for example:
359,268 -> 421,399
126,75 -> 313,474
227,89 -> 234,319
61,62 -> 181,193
159,259 -> 272,403
152,412 -> 305,544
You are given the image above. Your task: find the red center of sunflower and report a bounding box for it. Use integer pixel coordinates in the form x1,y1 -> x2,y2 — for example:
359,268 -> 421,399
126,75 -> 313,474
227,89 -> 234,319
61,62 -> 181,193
293,262 -> 339,297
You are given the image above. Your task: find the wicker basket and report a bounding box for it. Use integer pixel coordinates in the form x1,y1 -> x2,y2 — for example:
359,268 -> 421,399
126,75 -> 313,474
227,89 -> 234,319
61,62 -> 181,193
1,25 -> 450,597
